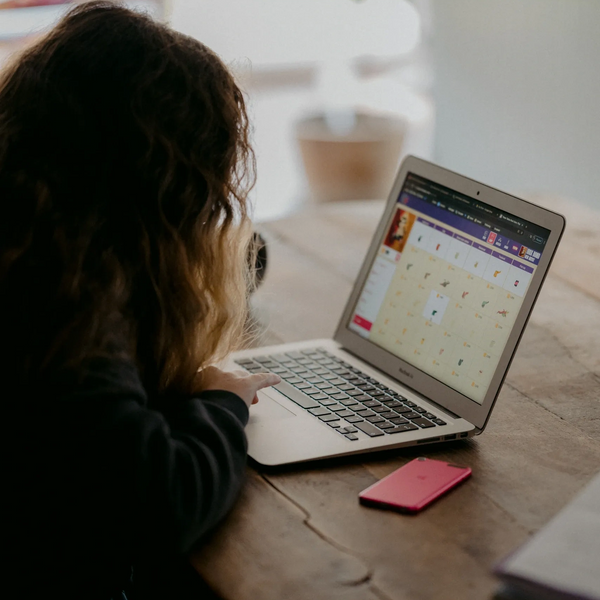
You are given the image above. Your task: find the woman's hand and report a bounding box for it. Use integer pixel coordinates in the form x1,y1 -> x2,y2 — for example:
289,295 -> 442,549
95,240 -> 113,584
198,366 -> 281,408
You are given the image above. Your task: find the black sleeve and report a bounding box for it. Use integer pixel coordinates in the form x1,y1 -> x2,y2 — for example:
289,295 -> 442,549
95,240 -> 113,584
42,357 -> 250,562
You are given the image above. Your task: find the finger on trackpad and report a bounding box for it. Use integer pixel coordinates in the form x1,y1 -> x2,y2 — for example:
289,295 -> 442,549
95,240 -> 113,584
250,392 -> 297,422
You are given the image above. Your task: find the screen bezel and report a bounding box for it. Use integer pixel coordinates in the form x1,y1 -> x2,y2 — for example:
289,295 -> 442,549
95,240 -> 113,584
334,155 -> 566,431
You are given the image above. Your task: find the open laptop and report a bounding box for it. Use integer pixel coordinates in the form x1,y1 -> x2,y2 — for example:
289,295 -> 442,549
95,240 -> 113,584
228,156 -> 565,466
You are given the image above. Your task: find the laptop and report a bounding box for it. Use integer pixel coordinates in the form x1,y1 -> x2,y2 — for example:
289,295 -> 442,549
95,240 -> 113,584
227,156 -> 565,466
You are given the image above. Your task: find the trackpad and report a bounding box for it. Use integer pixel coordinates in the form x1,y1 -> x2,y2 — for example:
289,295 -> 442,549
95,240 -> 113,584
249,391 -> 297,423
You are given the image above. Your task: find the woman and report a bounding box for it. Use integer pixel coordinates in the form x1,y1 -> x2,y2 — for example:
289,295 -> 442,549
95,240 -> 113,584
1,2 -> 279,598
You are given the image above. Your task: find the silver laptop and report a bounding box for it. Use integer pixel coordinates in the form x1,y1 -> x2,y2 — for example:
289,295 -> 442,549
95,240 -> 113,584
227,156 -> 565,466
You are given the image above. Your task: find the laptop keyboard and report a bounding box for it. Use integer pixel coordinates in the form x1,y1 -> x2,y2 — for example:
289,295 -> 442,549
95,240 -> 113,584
235,347 -> 447,442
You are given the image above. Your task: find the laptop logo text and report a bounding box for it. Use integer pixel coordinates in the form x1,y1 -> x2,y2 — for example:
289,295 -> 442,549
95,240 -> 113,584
398,367 -> 414,379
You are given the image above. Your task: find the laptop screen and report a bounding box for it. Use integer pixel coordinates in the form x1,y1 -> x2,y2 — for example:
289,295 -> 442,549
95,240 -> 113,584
348,172 -> 551,404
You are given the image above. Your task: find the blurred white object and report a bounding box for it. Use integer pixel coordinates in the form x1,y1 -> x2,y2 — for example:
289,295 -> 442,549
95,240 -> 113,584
170,0 -> 421,68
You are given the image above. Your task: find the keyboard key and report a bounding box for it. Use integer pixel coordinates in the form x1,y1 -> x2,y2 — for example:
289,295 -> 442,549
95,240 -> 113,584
361,400 -> 382,408
386,423 -> 419,434
412,417 -> 435,428
354,395 -> 371,402
376,422 -> 396,430
320,373 -> 337,380
312,368 -> 329,376
403,411 -> 421,420
392,406 -> 413,415
433,418 -> 447,426
311,393 -> 329,401
330,393 -> 350,401
414,407 -> 426,414
295,382 -> 311,390
337,384 -> 354,391
344,416 -> 365,423
369,391 -> 385,398
425,413 -> 437,420
320,399 -> 337,406
319,414 -> 341,423
254,356 -> 273,363
362,387 -> 378,394
356,384 -> 374,391
382,400 -> 404,408
366,415 -> 385,424
404,400 -> 417,407
303,362 -> 320,370
329,378 -> 347,386
273,381 -> 319,409
315,358 -> 334,365
328,404 -> 346,412
346,389 -> 364,397
336,409 -> 355,418
354,409 -> 376,417
354,422 -> 385,437
270,367 -> 288,375
340,399 -> 359,407
389,417 -> 409,425
316,382 -> 333,390
345,434 -> 359,441
344,426 -> 358,433
371,405 -> 389,413
308,407 -> 331,416
378,411 -> 396,419
304,388 -> 322,395
261,361 -> 279,369
235,359 -> 255,366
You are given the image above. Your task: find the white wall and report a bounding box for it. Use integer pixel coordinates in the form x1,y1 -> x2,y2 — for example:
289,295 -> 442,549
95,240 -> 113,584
431,0 -> 600,207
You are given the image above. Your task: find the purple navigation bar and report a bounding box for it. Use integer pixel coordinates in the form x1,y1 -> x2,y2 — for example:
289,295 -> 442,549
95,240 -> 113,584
415,217 -> 535,271
402,193 -> 541,266
454,234 -> 471,245
492,251 -> 512,263
513,261 -> 534,274
472,242 -> 492,255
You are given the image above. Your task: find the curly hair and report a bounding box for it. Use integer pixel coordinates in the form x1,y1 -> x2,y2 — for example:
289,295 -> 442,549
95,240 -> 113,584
0,1 -> 256,396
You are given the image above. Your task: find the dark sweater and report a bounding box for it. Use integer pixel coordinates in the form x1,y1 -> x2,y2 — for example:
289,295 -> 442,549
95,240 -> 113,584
5,356 -> 249,599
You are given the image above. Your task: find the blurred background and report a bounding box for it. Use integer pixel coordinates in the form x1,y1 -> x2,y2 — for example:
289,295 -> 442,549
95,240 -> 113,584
1,0 -> 599,221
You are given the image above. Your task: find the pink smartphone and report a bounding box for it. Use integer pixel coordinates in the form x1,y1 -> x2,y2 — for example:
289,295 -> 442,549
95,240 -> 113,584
358,457 -> 472,514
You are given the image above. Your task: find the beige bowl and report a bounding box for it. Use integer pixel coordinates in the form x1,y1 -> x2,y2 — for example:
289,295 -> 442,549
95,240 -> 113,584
296,111 -> 406,202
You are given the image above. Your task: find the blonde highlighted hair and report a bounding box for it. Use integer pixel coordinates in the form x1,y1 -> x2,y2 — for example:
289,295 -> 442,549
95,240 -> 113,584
0,2 -> 256,396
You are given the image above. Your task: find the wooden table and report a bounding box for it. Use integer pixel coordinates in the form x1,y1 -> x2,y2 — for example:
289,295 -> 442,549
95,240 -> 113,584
191,196 -> 600,600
